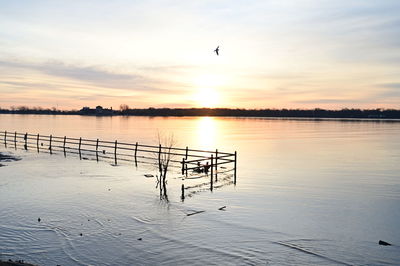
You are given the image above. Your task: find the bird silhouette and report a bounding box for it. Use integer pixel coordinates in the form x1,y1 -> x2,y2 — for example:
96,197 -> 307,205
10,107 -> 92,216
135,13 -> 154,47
214,46 -> 219,56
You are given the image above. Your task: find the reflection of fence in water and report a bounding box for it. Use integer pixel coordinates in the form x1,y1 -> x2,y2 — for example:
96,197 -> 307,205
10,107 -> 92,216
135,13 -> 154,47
0,131 -> 237,193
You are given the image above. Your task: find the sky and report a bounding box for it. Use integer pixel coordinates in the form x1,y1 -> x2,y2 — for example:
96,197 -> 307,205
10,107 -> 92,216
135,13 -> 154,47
0,0 -> 400,110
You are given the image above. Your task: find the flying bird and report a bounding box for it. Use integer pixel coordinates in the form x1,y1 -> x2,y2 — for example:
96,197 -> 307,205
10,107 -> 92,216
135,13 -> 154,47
214,46 -> 219,56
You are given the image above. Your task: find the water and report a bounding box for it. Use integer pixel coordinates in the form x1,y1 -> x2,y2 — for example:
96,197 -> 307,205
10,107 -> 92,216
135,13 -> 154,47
1,114 -> 400,265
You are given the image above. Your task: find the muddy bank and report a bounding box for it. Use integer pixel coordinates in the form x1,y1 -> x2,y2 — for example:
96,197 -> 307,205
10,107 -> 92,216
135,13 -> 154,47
0,260 -> 36,266
0,152 -> 21,167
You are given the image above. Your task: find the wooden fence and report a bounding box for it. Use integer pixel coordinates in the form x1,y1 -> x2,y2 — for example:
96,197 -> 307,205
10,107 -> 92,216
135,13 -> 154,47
0,131 -> 237,188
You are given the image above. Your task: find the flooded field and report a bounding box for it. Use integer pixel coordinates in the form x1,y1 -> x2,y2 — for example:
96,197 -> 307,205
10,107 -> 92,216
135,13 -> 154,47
1,114 -> 400,265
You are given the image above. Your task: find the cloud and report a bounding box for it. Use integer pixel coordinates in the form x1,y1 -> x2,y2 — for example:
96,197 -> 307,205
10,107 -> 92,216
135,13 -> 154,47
293,99 -> 365,104
0,60 -> 139,84
374,83 -> 400,99
39,63 -> 138,83
380,83 -> 400,89
0,59 -> 189,94
0,58 -> 197,108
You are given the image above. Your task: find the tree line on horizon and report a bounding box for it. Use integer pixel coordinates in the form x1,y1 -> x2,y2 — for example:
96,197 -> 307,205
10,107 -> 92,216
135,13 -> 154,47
1,105 -> 400,119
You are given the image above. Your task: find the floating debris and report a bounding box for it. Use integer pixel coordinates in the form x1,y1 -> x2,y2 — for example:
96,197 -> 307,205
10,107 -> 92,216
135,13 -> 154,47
186,210 -> 205,216
144,174 -> 154,178
137,238 -> 142,241
79,233 -> 83,236
37,217 -> 41,222
379,240 -> 392,246
218,206 -> 227,211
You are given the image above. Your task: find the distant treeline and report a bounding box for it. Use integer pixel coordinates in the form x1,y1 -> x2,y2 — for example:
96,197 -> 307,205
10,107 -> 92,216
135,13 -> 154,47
118,108 -> 400,119
0,106 -> 75,115
1,106 -> 400,119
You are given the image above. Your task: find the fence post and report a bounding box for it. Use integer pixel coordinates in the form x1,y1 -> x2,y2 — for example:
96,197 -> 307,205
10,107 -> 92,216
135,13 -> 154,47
134,142 -> 138,167
24,132 -> 28,150
114,140 -> 118,165
4,130 -> 6,146
96,139 -> 99,162
210,154 -> 214,191
36,134 -> 39,152
63,136 -> 66,153
158,144 -> 162,173
185,146 -> 188,160
181,184 -> 185,201
49,135 -> 52,154
78,137 -> 82,159
234,151 -> 237,185
181,158 -> 185,175
215,149 -> 218,181
14,131 -> 17,149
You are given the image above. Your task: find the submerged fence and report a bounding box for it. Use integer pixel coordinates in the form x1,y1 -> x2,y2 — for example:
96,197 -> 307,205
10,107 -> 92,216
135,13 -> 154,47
0,131 -> 237,188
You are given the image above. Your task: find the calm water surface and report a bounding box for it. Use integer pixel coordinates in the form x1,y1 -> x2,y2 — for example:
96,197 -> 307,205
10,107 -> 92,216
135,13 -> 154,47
1,114 -> 399,265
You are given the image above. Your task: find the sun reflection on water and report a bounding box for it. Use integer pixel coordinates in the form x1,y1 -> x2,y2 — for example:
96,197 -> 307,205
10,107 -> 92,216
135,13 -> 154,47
196,117 -> 217,150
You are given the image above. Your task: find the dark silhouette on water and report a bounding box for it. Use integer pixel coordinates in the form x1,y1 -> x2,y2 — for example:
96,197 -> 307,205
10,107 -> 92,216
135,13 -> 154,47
195,161 -> 204,173
204,162 -> 210,175
214,46 -> 219,56
0,259 -> 37,266
379,240 -> 392,246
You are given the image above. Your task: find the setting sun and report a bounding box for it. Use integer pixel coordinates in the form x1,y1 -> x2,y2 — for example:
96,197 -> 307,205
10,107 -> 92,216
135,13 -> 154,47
193,87 -> 220,107
192,74 -> 224,107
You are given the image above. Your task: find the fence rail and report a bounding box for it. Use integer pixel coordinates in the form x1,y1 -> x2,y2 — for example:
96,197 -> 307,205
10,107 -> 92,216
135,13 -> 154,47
0,130 -> 237,187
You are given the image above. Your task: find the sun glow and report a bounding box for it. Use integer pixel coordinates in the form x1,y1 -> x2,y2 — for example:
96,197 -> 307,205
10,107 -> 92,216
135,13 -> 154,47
192,74 -> 223,107
193,87 -> 220,108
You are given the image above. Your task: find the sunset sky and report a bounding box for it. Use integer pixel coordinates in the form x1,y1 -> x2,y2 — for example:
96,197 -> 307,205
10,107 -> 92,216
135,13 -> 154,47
1,0 -> 399,110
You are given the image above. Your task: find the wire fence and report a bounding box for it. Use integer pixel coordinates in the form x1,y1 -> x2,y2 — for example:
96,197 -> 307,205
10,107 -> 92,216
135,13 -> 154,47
0,130 -> 237,187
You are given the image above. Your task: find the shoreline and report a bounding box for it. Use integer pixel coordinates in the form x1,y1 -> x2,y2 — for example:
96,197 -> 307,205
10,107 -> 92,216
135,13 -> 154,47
0,260 -> 36,266
1,107 -> 400,119
1,113 -> 400,121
